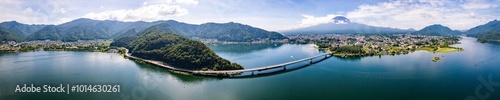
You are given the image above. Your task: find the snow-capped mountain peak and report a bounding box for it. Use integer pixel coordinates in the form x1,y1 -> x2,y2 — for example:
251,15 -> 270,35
332,16 -> 351,24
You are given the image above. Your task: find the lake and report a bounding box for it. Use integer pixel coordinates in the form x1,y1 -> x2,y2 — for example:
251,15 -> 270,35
1,36 -> 499,100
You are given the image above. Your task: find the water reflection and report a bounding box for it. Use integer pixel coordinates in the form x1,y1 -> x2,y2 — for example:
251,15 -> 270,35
231,55 -> 332,79
207,43 -> 283,54
132,60 -> 219,85
334,56 -> 362,61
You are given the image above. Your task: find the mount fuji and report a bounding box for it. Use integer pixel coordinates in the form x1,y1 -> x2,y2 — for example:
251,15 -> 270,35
281,16 -> 415,35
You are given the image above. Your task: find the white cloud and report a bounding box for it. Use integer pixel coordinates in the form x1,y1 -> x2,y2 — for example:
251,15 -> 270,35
23,7 -> 34,15
460,0 -> 498,9
0,0 -> 74,25
144,0 -> 198,5
343,0 -> 500,30
54,17 -> 74,24
53,8 -> 67,14
81,0 -> 199,22
83,4 -> 189,22
298,14 -> 339,28
169,0 -> 198,5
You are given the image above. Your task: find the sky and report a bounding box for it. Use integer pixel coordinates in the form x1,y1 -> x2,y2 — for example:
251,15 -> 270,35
1,0 -> 499,31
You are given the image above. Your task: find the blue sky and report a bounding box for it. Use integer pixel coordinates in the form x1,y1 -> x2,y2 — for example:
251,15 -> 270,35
1,0 -> 499,31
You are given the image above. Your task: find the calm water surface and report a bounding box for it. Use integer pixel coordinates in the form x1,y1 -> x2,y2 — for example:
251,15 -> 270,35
1,37 -> 499,100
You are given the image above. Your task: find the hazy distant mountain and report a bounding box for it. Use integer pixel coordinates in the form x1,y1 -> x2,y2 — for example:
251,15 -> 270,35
193,22 -> 286,42
281,16 -> 414,35
137,21 -> 287,42
25,18 -> 163,41
412,24 -> 461,36
0,21 -> 46,37
59,18 -> 164,38
467,20 -> 500,41
1,18 -> 285,42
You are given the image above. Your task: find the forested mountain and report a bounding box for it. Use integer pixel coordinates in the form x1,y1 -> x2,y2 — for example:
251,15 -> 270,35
0,26 -> 24,42
25,25 -> 66,41
111,24 -> 243,70
27,24 -> 114,42
467,20 -> 500,41
59,18 -> 164,38
281,16 -> 414,35
0,21 -> 46,37
9,18 -> 499,42
412,24 -> 461,36
194,22 -> 287,42
1,18 -> 286,42
122,20 -> 288,42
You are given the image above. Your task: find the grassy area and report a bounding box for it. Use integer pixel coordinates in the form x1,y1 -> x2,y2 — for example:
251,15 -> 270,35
416,47 -> 463,53
435,47 -> 461,52
416,47 -> 435,52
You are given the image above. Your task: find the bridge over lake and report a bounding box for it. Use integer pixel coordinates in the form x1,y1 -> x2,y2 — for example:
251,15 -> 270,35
123,48 -> 333,77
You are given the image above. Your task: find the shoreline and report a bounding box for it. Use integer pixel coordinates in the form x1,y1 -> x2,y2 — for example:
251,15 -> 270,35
0,49 -> 113,53
311,44 -> 463,58
121,48 -> 243,77
121,47 -> 334,77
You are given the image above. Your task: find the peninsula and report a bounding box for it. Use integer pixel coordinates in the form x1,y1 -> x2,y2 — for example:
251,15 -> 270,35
111,23 -> 243,71
289,34 -> 463,57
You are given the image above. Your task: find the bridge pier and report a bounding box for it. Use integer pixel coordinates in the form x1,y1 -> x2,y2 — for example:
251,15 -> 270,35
325,55 -> 327,58
251,71 -> 254,75
283,65 -> 286,70
309,59 -> 313,64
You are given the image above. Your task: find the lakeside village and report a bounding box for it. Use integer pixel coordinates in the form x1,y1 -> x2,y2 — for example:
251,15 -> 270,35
0,40 -> 116,53
287,34 -> 463,62
1,34 -> 462,62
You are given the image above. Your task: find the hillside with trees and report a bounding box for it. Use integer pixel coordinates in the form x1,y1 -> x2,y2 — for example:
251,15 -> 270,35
467,20 -> 500,42
412,24 -> 461,36
0,26 -> 24,42
111,24 -> 243,71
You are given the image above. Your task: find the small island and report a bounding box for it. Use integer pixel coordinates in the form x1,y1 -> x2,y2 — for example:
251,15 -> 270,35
432,56 -> 441,62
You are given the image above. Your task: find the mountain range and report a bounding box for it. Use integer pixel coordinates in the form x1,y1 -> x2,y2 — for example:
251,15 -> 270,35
1,17 -> 499,42
466,20 -> 500,41
0,18 -> 286,42
281,16 -> 415,35
0,21 -> 46,37
411,24 -> 461,36
281,16 -> 500,41
0,26 -> 24,41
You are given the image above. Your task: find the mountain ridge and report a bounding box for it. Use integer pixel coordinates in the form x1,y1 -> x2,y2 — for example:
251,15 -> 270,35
2,18 -> 500,42
0,21 -> 47,37
466,20 -> 500,41
411,24 -> 461,36
281,16 -> 414,35
0,18 -> 286,42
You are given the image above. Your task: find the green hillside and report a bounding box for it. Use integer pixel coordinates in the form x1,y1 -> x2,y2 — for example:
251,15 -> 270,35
111,24 -> 243,71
